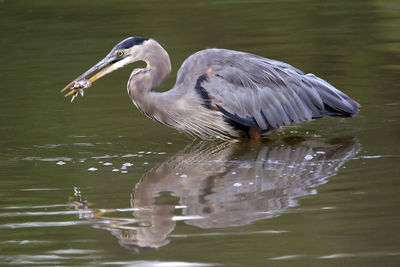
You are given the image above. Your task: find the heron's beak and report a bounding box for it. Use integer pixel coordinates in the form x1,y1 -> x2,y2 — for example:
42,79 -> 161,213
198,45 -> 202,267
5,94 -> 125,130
61,55 -> 117,96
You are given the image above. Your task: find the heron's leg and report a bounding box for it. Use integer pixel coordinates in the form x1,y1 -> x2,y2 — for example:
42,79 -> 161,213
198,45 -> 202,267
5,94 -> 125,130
248,127 -> 262,139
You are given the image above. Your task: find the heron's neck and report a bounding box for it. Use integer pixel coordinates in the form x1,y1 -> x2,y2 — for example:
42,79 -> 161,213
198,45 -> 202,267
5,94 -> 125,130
128,42 -> 171,94
127,42 -> 174,124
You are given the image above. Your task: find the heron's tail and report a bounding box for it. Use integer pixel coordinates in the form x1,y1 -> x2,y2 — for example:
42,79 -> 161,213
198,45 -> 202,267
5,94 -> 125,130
307,74 -> 360,118
322,97 -> 360,118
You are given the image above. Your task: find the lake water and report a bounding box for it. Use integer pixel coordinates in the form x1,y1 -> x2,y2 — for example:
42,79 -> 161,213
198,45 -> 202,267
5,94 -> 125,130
1,0 -> 399,266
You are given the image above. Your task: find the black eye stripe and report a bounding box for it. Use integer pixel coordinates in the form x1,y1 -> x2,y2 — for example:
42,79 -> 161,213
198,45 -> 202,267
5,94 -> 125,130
115,37 -> 148,50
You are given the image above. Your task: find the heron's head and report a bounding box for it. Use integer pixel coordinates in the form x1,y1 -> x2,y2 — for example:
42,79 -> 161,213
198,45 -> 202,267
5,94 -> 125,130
62,36 -> 152,95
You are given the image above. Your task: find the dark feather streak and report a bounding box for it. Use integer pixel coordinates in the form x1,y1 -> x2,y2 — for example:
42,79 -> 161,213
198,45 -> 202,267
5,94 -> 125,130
115,37 -> 148,50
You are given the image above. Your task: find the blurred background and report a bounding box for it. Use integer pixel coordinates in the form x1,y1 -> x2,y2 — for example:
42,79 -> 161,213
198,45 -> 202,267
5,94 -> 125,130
0,0 -> 399,266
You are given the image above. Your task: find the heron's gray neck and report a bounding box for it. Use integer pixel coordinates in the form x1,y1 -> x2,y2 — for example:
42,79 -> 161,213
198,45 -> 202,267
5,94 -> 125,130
127,43 -> 175,124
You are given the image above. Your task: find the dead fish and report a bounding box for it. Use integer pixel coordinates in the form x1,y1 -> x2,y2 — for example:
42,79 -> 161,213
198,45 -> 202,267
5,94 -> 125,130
64,79 -> 91,102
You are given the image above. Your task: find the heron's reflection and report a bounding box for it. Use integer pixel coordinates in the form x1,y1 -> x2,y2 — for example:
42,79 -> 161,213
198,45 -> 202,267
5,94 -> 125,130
72,137 -> 360,250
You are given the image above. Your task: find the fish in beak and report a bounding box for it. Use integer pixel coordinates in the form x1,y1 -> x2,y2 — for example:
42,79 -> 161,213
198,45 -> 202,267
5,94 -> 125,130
61,55 -> 118,99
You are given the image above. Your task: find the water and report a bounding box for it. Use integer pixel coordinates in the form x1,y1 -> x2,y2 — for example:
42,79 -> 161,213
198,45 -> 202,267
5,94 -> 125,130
1,0 -> 399,266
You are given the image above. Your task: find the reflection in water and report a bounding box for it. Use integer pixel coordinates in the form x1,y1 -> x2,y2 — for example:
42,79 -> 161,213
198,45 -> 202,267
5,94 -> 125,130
71,137 -> 360,250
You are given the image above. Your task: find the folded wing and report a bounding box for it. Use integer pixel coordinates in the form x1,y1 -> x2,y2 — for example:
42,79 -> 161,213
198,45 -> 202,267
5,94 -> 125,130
191,50 -> 359,130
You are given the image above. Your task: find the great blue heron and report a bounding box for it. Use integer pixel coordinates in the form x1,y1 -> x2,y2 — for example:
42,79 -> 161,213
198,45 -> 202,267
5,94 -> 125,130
62,37 -> 360,139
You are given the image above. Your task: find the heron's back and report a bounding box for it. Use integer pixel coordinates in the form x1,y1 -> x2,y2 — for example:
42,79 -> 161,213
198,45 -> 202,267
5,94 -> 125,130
172,48 -> 359,137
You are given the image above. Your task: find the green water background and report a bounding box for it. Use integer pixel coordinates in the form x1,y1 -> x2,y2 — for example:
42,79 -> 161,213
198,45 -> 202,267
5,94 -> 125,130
0,0 -> 399,266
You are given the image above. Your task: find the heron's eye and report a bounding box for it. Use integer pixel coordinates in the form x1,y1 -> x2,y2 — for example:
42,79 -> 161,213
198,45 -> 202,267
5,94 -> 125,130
117,51 -> 124,57
123,230 -> 130,239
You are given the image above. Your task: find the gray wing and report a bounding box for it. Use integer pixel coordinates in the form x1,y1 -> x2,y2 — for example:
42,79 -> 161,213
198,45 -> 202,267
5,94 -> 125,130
177,49 -> 359,130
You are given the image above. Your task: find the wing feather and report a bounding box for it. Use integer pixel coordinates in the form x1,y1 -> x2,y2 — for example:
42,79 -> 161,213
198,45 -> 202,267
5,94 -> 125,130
176,49 -> 359,131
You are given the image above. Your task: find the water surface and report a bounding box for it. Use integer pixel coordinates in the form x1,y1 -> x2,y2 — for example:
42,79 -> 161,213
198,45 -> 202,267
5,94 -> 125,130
1,0 -> 399,266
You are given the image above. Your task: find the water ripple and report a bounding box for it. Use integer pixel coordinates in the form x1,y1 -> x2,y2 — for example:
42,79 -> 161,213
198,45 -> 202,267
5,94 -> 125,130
0,220 -> 98,229
1,204 -> 69,210
0,210 -> 96,217
19,188 -> 60,191
269,251 -> 400,260
48,249 -> 99,255
101,261 -> 219,266
170,230 -> 288,238
0,240 -> 53,245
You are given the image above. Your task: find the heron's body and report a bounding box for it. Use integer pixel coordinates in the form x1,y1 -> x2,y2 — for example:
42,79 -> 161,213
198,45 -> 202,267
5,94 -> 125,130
63,37 -> 360,139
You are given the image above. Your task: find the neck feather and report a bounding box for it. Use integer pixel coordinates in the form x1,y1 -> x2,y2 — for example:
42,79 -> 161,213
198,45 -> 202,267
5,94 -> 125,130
127,40 -> 174,125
